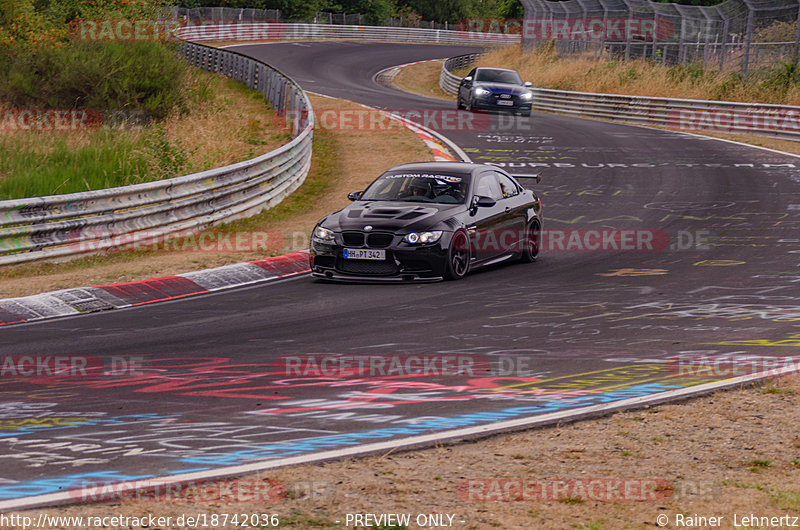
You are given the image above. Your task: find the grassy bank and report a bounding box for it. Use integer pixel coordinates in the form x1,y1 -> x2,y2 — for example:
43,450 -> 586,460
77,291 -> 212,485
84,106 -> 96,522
0,66 -> 289,199
465,44 -> 800,105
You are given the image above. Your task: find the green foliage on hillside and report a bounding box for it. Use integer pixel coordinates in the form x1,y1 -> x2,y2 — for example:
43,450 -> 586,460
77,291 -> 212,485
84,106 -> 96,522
175,0 -> 524,24
0,0 -> 188,121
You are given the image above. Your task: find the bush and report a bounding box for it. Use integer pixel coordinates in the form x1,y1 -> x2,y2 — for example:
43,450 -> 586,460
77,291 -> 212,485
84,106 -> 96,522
0,40 -> 187,120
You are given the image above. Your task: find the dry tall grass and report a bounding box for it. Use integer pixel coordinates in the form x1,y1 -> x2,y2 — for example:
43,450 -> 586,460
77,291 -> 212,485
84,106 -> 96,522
472,44 -> 800,105
154,67 -> 289,176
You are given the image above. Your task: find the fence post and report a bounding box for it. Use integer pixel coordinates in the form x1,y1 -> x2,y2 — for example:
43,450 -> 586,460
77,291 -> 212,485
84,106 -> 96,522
716,7 -> 729,72
741,0 -> 755,76
794,1 -> 800,67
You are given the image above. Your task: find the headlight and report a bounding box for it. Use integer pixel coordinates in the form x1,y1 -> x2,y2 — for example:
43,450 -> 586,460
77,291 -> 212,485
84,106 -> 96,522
312,226 -> 335,242
473,87 -> 490,97
404,231 -> 442,244
521,92 -> 533,100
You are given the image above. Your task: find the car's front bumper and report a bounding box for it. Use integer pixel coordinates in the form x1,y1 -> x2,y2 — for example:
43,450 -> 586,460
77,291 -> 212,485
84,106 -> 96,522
472,96 -> 532,113
309,235 -> 453,283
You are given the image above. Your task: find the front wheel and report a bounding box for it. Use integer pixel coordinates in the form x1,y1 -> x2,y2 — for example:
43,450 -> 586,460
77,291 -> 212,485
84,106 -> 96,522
445,230 -> 470,280
457,96 -> 465,110
519,221 -> 541,263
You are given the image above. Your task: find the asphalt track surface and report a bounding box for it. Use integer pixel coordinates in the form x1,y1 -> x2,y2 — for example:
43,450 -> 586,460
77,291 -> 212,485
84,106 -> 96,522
2,42 -> 800,508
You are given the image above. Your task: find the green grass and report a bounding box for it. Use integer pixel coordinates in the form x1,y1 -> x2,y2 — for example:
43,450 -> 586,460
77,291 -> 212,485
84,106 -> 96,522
771,490 -> 800,512
277,509 -> 340,527
0,130 -> 150,199
217,125 -> 337,233
762,386 -> 795,395
748,459 -> 772,473
0,71 -> 280,200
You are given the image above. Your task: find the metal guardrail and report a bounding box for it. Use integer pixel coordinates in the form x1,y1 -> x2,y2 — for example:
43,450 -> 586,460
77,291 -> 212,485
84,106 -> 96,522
440,53 -> 800,141
0,42 -> 313,265
176,23 -> 520,46
439,53 -> 482,95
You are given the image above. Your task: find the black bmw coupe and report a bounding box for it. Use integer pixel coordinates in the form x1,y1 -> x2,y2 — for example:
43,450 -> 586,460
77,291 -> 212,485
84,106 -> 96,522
309,162 -> 542,282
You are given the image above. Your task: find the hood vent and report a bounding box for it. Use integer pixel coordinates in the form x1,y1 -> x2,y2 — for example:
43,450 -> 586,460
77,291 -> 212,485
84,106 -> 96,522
442,217 -> 459,229
397,210 -> 426,220
366,209 -> 404,217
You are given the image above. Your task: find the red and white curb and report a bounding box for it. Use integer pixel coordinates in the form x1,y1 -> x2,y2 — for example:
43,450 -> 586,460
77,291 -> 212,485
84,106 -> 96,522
0,252 -> 310,326
371,59 -> 470,162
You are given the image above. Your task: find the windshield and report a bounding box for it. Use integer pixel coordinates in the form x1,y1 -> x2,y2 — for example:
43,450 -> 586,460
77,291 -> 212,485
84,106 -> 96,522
360,172 -> 469,204
475,69 -> 522,85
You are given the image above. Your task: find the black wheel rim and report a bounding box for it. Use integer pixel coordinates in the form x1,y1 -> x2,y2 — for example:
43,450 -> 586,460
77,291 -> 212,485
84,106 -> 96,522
528,225 -> 540,258
451,233 -> 469,277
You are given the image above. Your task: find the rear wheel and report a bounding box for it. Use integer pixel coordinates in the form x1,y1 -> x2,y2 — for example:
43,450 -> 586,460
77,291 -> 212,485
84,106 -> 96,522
445,230 -> 470,280
519,221 -> 540,263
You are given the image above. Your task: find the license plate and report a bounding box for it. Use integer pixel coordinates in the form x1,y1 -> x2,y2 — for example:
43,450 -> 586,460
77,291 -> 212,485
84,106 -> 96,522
343,248 -> 385,260
497,100 -> 514,106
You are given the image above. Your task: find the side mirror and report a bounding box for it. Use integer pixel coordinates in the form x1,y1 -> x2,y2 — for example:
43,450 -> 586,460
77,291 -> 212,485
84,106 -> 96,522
473,195 -> 496,208
523,81 -> 532,87
463,76 -> 473,83
347,190 -> 363,201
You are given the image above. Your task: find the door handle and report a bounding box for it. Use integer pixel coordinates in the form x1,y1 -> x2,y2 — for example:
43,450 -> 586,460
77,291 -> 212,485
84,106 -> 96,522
504,207 -> 511,213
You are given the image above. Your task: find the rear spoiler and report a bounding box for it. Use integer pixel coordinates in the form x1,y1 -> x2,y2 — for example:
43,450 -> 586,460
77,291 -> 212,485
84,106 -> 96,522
510,173 -> 542,184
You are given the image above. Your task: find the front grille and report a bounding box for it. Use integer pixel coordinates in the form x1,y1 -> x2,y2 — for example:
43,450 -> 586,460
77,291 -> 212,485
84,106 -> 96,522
493,94 -> 519,105
342,232 -> 364,246
338,259 -> 398,275
366,232 -> 394,248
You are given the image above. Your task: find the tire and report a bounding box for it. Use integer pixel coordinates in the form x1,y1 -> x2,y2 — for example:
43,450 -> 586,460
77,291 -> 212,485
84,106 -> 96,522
465,96 -> 473,112
519,221 -> 540,263
457,96 -> 465,110
444,230 -> 470,280
519,109 -> 531,117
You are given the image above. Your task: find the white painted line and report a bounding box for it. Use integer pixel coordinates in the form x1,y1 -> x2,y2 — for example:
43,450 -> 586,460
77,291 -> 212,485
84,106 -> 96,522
672,129 -> 800,159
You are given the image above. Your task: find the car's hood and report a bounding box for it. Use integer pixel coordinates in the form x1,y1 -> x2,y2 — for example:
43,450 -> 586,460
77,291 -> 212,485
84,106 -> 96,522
474,82 -> 529,95
324,201 -> 465,232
